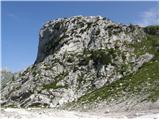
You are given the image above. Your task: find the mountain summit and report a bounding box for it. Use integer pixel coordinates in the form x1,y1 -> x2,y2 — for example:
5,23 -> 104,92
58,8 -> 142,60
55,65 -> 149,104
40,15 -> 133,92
1,16 -> 158,111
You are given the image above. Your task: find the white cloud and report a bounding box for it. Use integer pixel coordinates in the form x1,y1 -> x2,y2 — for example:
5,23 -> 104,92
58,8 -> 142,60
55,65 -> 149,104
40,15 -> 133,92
137,7 -> 159,27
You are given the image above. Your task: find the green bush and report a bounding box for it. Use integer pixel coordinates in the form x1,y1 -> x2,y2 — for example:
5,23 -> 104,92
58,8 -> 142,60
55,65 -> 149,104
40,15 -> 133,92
91,49 -> 112,66
144,25 -> 159,35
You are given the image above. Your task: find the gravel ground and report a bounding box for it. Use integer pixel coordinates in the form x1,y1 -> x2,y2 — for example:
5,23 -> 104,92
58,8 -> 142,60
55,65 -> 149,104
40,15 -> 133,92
0,108 -> 159,120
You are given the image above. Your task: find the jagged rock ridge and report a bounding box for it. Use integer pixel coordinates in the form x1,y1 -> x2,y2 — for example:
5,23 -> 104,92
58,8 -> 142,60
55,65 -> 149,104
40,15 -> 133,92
1,16 -> 158,109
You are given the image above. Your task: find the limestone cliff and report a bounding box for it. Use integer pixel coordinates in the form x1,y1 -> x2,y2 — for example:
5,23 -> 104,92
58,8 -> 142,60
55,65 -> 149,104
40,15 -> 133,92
1,16 -> 158,110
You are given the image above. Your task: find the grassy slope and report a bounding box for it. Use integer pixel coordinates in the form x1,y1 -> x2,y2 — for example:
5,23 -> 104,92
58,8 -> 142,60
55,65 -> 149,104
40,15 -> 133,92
73,60 -> 158,105
65,26 -> 159,108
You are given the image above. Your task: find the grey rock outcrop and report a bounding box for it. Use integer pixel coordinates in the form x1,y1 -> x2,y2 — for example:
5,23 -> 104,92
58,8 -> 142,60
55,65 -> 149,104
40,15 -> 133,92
0,16 -> 155,108
0,70 -> 14,90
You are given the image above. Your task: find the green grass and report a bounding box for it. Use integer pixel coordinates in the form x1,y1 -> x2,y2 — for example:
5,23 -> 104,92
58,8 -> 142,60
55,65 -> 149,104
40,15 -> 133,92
130,35 -> 158,57
69,59 -> 158,107
144,25 -> 159,35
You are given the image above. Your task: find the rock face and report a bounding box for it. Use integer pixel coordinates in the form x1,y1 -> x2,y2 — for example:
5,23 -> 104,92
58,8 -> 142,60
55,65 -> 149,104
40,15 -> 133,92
0,70 -> 14,90
1,16 -> 158,109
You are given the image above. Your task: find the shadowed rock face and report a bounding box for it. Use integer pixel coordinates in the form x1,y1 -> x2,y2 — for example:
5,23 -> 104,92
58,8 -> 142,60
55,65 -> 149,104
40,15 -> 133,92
1,16 -> 158,109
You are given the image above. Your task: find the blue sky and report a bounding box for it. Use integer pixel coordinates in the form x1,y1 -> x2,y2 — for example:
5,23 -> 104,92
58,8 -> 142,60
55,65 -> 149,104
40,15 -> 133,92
1,1 -> 159,72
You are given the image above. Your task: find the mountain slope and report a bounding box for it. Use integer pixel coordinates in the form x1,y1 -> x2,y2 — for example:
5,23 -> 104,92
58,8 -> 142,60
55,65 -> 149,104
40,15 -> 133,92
64,58 -> 158,111
0,16 -> 158,110
62,30 -> 159,111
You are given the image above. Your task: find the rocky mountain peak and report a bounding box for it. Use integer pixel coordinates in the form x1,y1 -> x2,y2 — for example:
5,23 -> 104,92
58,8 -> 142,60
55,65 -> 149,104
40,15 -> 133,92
1,16 -> 158,109
35,15 -> 144,63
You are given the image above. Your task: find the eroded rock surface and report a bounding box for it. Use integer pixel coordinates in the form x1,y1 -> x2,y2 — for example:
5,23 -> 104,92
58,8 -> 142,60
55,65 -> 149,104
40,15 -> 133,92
0,16 -> 158,109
